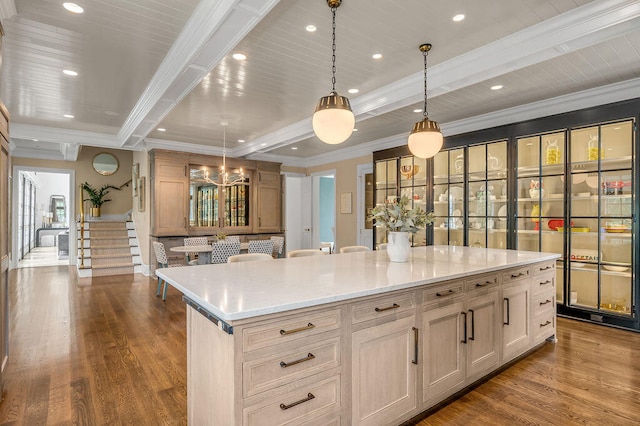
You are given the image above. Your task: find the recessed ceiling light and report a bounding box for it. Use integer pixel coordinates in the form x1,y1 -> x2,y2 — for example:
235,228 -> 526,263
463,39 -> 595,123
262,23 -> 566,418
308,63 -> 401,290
372,53 -> 382,59
491,85 -> 503,90
413,108 -> 422,113
260,143 -> 267,147
238,139 -> 245,143
348,88 -> 359,94
63,2 -> 84,13
63,69 -> 78,76
353,128 -> 358,132
305,25 -> 317,32
614,126 -> 621,130
453,14 -> 465,22
63,114 -> 74,118
291,147 -> 298,150
32,139 -> 38,142
526,142 -> 533,146
104,110 -> 119,116
232,53 -> 246,61
157,128 -> 166,132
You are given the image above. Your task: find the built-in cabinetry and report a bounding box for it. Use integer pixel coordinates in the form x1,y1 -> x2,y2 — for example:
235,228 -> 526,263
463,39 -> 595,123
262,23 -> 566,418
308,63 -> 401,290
185,259 -> 556,425
150,152 -> 190,236
0,101 -> 9,393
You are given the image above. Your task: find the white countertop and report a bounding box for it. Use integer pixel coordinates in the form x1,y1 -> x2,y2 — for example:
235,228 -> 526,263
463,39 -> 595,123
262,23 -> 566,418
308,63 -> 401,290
157,246 -> 559,322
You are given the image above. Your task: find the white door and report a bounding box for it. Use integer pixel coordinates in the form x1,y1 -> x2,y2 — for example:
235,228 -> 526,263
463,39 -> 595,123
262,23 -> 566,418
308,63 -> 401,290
357,164 -> 374,249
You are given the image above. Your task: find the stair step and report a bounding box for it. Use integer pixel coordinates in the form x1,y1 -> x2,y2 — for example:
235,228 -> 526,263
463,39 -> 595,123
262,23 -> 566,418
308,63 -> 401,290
91,262 -> 135,269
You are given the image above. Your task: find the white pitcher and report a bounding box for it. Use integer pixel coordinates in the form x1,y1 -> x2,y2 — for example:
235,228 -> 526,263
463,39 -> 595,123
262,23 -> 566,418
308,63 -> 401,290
387,232 -> 410,262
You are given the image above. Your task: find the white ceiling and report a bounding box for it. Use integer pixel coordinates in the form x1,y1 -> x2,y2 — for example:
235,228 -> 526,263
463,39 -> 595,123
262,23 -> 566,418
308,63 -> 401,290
2,0 -> 640,167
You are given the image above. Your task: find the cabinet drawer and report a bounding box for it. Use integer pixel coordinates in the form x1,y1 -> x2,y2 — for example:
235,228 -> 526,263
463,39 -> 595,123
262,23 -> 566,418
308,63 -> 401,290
351,292 -> 415,324
464,274 -> 498,292
532,261 -> 556,276
243,308 -> 341,353
423,281 -> 463,304
533,312 -> 556,345
532,273 -> 555,296
243,337 -> 340,397
243,375 -> 340,426
532,293 -> 556,317
502,267 -> 530,284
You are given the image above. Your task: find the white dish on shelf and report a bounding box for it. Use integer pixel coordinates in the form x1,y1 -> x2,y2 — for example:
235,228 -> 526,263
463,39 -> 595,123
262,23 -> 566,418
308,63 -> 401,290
571,262 -> 586,268
452,209 -> 462,217
603,265 -> 629,272
448,186 -> 463,201
585,175 -> 599,189
498,205 -> 507,220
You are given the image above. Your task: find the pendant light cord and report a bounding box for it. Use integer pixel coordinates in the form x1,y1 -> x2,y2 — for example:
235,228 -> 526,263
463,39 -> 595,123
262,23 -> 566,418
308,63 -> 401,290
423,49 -> 428,119
331,6 -> 337,93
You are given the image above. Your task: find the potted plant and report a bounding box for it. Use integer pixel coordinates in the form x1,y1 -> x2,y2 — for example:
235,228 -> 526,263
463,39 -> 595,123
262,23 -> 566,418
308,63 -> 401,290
82,182 -> 118,217
368,195 -> 435,262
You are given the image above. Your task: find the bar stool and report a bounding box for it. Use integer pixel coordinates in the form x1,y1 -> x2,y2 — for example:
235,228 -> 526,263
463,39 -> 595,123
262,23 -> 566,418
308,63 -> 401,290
287,249 -> 324,258
339,246 -> 371,254
152,241 -> 182,301
228,253 -> 273,263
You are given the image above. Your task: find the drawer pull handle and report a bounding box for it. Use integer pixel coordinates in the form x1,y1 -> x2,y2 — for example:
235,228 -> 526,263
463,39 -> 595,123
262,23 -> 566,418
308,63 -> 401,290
375,303 -> 400,312
280,353 -> 315,368
469,309 -> 475,341
412,327 -> 419,365
539,299 -> 552,306
280,322 -> 315,335
475,280 -> 494,287
540,320 -> 552,328
436,290 -> 455,297
540,280 -> 552,285
540,265 -> 553,271
504,298 -> 510,325
511,272 -> 526,278
280,393 -> 315,410
461,312 -> 468,344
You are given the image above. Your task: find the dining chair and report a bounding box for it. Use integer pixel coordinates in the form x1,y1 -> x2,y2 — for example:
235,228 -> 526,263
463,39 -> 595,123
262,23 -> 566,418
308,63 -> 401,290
248,240 -> 274,255
339,245 -> 371,254
287,249 -> 324,258
211,241 -> 241,264
227,253 -> 273,263
377,243 -> 388,250
152,241 -> 183,301
183,236 -> 209,265
270,236 -> 285,258
225,235 -> 240,244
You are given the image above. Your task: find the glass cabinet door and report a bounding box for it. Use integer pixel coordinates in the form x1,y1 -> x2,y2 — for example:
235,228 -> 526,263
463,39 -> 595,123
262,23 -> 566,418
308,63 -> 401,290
467,141 -> 507,249
517,131 -> 566,302
433,149 -> 465,246
399,155 -> 428,246
568,120 -> 634,316
374,159 -> 398,247
190,167 -> 220,228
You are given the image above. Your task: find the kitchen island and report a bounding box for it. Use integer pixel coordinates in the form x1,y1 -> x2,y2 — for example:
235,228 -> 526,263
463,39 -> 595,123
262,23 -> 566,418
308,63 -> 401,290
158,246 -> 559,425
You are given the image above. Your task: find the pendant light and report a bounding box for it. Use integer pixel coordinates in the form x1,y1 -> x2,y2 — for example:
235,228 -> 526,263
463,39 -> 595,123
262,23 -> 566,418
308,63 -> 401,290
408,43 -> 443,159
312,0 -> 355,145
204,123 -> 245,188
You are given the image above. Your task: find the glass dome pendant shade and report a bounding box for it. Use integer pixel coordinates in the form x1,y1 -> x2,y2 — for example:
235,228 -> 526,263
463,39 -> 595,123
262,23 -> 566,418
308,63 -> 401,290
312,0 -> 354,145
408,43 -> 443,159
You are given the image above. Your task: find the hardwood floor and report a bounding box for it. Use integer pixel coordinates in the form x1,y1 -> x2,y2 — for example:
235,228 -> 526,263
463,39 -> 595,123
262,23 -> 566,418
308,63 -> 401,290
0,266 -> 638,425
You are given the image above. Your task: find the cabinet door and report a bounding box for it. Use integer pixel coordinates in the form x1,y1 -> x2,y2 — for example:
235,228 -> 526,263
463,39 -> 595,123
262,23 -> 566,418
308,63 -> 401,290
256,171 -> 281,232
502,282 -> 531,363
465,291 -> 500,379
152,158 -> 189,235
422,300 -> 465,404
352,315 -> 416,426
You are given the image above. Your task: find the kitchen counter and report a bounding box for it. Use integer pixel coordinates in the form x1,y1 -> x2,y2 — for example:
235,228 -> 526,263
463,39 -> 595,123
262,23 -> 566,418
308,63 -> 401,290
157,245 -> 559,322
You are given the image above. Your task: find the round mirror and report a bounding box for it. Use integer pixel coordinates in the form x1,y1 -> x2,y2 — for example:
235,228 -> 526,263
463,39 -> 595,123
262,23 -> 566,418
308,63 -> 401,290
93,152 -> 119,176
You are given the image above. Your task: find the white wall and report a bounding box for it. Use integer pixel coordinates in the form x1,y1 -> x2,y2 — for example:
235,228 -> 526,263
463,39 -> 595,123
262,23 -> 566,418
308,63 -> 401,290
33,172 -> 70,227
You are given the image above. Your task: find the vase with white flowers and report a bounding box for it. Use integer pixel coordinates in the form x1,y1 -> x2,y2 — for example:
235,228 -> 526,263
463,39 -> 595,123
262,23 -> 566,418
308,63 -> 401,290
368,195 -> 435,262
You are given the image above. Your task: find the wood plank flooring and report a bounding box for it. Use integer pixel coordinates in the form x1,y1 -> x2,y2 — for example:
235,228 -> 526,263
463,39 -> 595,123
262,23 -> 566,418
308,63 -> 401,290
0,266 -> 639,425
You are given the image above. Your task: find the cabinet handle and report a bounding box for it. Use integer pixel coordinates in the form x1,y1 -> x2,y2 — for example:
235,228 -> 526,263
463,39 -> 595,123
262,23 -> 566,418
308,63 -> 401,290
539,299 -> 552,306
511,272 -> 526,278
184,165 -> 187,176
475,280 -> 494,287
280,393 -> 315,410
280,322 -> 315,335
540,265 -> 553,271
461,312 -> 467,344
540,280 -> 552,286
184,217 -> 187,228
468,309 -> 475,341
280,353 -> 315,368
259,217 -> 262,227
436,289 -> 455,297
375,303 -> 400,312
412,327 -> 419,365
540,320 -> 552,328
504,298 -> 510,325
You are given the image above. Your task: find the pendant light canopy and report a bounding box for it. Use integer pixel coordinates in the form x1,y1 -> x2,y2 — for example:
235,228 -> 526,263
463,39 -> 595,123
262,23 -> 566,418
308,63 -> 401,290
312,0 -> 355,145
408,43 -> 443,159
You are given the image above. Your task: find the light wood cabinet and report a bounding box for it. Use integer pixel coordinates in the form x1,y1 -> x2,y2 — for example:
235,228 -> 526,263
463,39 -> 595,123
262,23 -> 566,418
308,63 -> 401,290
0,101 -> 8,394
255,169 -> 282,233
150,153 -> 189,236
352,314 -> 417,426
501,280 -> 531,362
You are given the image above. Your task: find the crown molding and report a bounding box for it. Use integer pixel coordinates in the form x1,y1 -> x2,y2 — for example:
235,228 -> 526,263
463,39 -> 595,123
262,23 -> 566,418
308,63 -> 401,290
144,138 -> 225,157
118,0 -> 280,148
11,124 -> 121,148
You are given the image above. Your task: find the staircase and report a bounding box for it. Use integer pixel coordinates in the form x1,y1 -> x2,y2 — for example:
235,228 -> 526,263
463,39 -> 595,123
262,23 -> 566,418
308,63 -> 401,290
77,220 -> 143,278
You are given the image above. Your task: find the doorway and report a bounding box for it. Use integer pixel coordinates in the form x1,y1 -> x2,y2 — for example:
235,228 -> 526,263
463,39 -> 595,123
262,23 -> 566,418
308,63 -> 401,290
12,166 -> 75,269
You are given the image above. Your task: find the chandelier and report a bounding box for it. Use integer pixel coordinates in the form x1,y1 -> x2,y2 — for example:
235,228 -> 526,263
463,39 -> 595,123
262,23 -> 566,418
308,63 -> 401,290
204,124 -> 246,187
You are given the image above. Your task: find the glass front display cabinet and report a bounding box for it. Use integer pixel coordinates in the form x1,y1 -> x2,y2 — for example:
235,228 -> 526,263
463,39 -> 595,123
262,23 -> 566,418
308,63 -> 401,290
516,119 -> 635,321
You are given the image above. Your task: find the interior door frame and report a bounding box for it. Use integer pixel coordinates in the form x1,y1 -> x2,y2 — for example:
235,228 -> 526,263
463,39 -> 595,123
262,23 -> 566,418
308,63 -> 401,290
311,169 -> 335,251
357,163 -> 374,248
